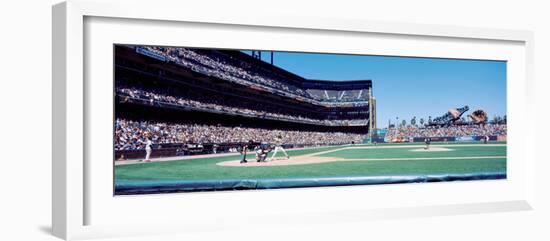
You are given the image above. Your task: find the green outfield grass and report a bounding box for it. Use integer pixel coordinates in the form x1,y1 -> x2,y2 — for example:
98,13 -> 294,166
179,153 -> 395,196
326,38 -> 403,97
115,143 -> 506,182
320,145 -> 505,159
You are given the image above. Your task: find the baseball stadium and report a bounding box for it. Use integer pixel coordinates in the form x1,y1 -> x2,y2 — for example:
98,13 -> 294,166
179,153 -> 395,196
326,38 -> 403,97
113,45 -> 507,195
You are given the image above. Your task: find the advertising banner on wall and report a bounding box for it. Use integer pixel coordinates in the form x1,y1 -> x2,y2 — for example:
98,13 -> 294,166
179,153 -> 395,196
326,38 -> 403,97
412,137 -> 455,142
456,136 -> 475,142
472,136 -> 498,141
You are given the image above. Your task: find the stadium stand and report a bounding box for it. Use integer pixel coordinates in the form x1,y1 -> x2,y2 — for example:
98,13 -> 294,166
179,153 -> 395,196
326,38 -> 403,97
116,87 -> 368,126
114,45 -> 374,157
385,124 -> 506,142
115,118 -> 366,150
136,46 -> 372,105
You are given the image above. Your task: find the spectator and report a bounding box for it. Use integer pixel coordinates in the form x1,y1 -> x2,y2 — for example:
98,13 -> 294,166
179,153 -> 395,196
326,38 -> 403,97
385,124 -> 507,142
115,119 -> 366,150
116,87 -> 368,126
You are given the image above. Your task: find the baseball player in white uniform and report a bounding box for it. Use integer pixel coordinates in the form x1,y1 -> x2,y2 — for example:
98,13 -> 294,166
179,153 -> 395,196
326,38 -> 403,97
269,135 -> 289,161
140,137 -> 153,162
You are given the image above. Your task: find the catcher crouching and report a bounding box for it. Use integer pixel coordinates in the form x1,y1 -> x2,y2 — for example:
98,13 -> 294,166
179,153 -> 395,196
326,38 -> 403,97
255,142 -> 272,162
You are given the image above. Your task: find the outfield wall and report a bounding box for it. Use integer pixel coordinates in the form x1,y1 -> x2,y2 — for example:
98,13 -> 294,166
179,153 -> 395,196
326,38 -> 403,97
115,142 -> 350,160
380,135 -> 501,143
412,136 -> 498,142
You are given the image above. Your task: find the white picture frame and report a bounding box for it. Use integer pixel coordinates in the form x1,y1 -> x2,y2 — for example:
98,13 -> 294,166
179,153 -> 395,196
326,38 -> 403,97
52,0 -> 535,240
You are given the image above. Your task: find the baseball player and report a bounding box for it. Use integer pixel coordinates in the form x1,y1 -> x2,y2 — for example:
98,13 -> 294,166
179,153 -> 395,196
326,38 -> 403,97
240,140 -> 254,164
139,137 -> 153,162
269,135 -> 289,161
255,142 -> 272,162
424,137 -> 431,150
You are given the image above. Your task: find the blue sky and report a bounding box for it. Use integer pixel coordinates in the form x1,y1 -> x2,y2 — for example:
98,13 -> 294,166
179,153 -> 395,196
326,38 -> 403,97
243,51 -> 506,128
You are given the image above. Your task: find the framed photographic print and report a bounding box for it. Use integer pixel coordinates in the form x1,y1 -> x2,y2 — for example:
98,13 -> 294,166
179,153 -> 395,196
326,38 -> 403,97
52,0 -> 535,240
113,44 -> 507,195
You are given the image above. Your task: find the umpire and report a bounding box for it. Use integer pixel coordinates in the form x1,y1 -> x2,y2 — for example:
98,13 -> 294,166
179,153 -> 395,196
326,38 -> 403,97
240,140 -> 254,164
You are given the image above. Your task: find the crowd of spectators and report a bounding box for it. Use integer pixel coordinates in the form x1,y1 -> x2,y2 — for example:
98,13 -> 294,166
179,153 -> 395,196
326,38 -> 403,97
117,87 -> 368,126
385,124 -> 507,141
306,89 -> 369,103
115,118 -> 366,150
136,46 -> 367,104
140,46 -> 311,98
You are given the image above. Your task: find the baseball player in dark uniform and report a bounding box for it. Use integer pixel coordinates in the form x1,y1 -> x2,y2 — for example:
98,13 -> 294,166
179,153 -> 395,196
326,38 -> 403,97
240,140 -> 254,164
424,138 -> 431,150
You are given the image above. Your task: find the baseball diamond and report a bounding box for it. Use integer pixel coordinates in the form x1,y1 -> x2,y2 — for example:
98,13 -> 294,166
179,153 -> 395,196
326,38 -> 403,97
115,142 -> 506,194
113,44 -> 507,195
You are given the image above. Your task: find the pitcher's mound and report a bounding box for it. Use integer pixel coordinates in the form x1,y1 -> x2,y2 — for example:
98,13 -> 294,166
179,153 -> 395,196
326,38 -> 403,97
410,147 -> 453,152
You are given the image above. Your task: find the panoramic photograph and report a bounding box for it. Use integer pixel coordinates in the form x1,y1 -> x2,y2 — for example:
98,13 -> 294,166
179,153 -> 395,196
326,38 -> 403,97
113,44 -> 507,195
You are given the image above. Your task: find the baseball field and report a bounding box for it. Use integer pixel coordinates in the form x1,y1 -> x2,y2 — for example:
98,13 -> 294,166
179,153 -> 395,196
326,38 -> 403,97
114,142 -> 506,194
